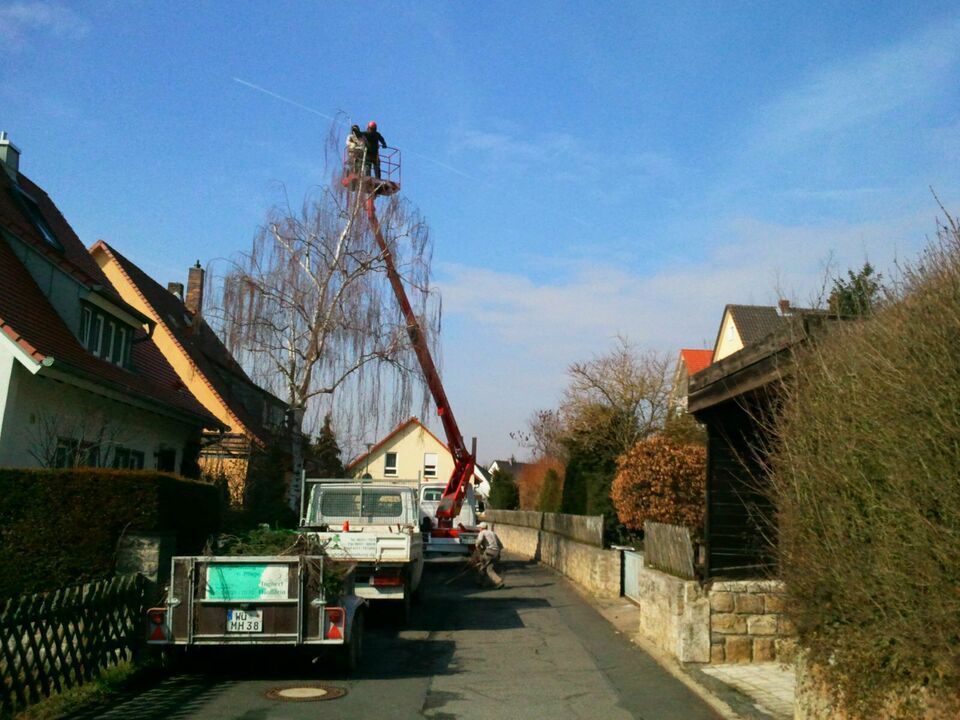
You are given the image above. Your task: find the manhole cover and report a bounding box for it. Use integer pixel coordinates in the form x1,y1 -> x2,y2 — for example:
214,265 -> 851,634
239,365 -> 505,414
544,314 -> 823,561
265,684 -> 347,702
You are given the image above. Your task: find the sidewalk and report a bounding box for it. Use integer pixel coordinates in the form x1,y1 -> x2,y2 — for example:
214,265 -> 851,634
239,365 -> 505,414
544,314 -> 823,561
587,595 -> 795,720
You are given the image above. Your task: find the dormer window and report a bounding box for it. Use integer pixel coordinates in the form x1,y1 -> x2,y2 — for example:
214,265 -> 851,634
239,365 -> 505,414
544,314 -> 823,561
79,304 -> 134,368
9,182 -> 61,250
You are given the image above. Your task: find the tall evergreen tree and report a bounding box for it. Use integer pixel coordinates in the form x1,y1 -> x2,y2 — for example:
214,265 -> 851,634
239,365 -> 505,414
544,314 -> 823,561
310,413 -> 346,477
488,469 -> 520,510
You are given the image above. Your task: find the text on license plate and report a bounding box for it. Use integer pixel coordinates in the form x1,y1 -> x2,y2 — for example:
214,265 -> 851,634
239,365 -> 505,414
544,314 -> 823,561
227,609 -> 262,632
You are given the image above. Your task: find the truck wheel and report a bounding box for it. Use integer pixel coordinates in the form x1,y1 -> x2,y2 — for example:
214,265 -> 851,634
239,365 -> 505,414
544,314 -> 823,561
338,609 -> 364,673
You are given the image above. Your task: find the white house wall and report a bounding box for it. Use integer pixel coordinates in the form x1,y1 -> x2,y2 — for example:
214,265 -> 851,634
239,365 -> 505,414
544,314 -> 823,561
0,357 -> 197,470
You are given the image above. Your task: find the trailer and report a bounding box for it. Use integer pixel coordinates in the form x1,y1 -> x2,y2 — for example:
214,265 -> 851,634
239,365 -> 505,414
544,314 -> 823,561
147,552 -> 365,671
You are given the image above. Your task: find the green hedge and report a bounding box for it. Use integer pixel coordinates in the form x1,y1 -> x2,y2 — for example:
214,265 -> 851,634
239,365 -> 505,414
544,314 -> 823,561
0,468 -> 220,599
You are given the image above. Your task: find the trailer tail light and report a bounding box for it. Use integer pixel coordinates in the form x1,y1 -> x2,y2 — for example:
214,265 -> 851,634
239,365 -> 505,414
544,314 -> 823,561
371,575 -> 403,587
324,607 -> 345,640
146,607 -> 168,643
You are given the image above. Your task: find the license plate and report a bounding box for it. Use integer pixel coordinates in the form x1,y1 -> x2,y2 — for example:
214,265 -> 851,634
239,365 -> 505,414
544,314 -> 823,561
226,609 -> 262,632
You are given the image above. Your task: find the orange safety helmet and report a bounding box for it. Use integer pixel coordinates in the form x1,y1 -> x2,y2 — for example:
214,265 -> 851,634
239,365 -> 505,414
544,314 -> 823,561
367,121 -> 377,130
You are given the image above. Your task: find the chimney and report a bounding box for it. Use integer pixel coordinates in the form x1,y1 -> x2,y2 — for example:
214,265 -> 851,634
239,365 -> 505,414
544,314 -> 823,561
778,298 -> 791,316
167,282 -> 184,302
185,261 -> 205,316
0,132 -> 20,179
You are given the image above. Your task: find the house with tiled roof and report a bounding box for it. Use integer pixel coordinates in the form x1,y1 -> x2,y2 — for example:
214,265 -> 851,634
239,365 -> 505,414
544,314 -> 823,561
668,348 -> 713,414
346,417 -> 490,497
0,132 -> 222,471
90,242 -> 291,505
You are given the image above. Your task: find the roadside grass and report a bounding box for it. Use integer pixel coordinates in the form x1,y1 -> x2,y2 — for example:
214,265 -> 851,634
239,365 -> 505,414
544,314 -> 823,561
13,658 -> 161,720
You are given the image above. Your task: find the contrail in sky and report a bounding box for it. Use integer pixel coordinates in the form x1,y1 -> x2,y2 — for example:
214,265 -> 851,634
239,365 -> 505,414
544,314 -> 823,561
232,77 -> 339,122
232,77 -> 481,182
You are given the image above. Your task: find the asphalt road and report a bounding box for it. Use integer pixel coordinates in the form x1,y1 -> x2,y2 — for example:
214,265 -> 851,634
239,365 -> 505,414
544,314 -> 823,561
73,559 -> 722,720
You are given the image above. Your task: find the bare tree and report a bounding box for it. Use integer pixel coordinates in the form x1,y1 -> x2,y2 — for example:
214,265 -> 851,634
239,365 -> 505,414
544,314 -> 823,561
212,126 -> 437,504
560,336 -> 671,457
27,408 -> 128,468
511,408 -> 567,462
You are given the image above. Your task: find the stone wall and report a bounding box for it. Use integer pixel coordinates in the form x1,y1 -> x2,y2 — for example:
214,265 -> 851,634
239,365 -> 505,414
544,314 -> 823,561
633,562 -> 710,662
485,511 -> 620,598
708,579 -> 794,663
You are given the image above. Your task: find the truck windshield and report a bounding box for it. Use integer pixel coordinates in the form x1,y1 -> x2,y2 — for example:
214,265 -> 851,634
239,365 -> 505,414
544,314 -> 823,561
312,488 -> 405,521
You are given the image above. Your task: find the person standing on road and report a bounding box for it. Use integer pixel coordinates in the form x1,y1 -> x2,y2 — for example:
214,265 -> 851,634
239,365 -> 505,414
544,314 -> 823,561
474,522 -> 504,589
362,120 -> 388,179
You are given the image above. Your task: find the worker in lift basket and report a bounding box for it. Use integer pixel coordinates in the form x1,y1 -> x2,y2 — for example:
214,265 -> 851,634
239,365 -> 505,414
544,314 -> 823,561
346,124 -> 365,174
474,522 -> 505,589
362,120 -> 388,179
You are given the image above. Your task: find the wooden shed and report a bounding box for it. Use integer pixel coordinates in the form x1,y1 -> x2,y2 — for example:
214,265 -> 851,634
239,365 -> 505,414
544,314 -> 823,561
688,311 -> 833,579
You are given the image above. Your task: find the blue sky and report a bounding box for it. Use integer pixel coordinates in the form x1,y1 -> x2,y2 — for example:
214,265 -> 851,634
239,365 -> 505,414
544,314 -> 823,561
4,1 -> 959,461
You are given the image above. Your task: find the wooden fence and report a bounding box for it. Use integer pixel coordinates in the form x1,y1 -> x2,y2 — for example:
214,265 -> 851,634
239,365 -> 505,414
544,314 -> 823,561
643,521 -> 696,580
1,574 -> 148,717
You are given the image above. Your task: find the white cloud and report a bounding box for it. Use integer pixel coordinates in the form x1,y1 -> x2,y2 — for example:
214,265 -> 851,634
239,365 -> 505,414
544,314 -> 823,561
0,2 -> 90,48
749,15 -> 960,154
438,211 -> 933,458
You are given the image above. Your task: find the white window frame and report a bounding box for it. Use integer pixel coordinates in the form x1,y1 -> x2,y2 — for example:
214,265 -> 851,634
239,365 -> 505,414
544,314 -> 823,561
384,451 -> 398,477
423,452 -> 438,478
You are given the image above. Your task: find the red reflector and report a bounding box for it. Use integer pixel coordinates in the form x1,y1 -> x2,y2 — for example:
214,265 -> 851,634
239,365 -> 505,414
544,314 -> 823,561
372,575 -> 403,587
325,608 -> 344,640
147,608 -> 166,641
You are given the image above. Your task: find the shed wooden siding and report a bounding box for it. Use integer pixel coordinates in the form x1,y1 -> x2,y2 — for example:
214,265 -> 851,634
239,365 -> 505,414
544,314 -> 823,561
703,404 -> 776,579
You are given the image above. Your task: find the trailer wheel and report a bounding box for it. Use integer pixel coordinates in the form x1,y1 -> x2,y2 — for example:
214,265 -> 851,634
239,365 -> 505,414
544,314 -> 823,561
399,585 -> 412,624
338,608 -> 364,673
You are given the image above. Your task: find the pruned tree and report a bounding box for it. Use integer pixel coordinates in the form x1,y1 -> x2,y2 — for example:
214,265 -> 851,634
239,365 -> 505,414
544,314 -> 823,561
561,336 -> 671,457
213,125 -> 437,505
27,408 -> 128,469
510,408 -> 567,462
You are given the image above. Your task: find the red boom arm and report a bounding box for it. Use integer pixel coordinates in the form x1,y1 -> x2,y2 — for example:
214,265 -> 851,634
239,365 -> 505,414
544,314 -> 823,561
365,195 -> 475,525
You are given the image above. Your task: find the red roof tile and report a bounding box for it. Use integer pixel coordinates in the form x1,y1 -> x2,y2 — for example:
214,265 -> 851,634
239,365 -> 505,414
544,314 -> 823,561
681,348 -> 713,376
0,169 -> 220,426
91,240 -> 286,444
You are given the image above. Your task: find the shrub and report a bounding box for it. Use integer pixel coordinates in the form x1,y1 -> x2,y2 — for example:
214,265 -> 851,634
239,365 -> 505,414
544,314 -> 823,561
536,468 -> 563,512
487,469 -> 519,510
611,436 -> 705,534
769,217 -> 960,718
516,457 -> 564,510
0,468 -> 220,598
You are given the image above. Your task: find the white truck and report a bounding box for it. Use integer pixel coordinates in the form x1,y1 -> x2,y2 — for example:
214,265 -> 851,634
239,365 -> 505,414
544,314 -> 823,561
419,482 -> 480,559
301,479 -> 424,620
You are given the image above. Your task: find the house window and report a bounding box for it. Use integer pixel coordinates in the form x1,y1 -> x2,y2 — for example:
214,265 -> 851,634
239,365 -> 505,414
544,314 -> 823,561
54,437 -> 99,468
89,314 -> 104,355
104,321 -> 116,362
79,307 -> 92,346
156,447 -> 176,472
115,326 -> 129,366
383,452 -> 398,477
112,447 -> 145,470
423,453 -> 438,478
81,308 -> 133,367
9,183 -> 61,249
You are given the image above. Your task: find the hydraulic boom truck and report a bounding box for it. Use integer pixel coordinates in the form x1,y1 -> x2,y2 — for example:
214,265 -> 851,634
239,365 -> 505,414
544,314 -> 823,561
344,149 -> 480,555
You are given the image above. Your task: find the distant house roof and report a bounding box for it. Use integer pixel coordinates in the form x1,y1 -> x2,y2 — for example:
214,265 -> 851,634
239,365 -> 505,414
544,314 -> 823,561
0,170 -> 220,426
488,458 -> 528,478
90,240 -> 286,445
726,305 -> 787,346
346,416 -> 447,472
680,348 -> 713,376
